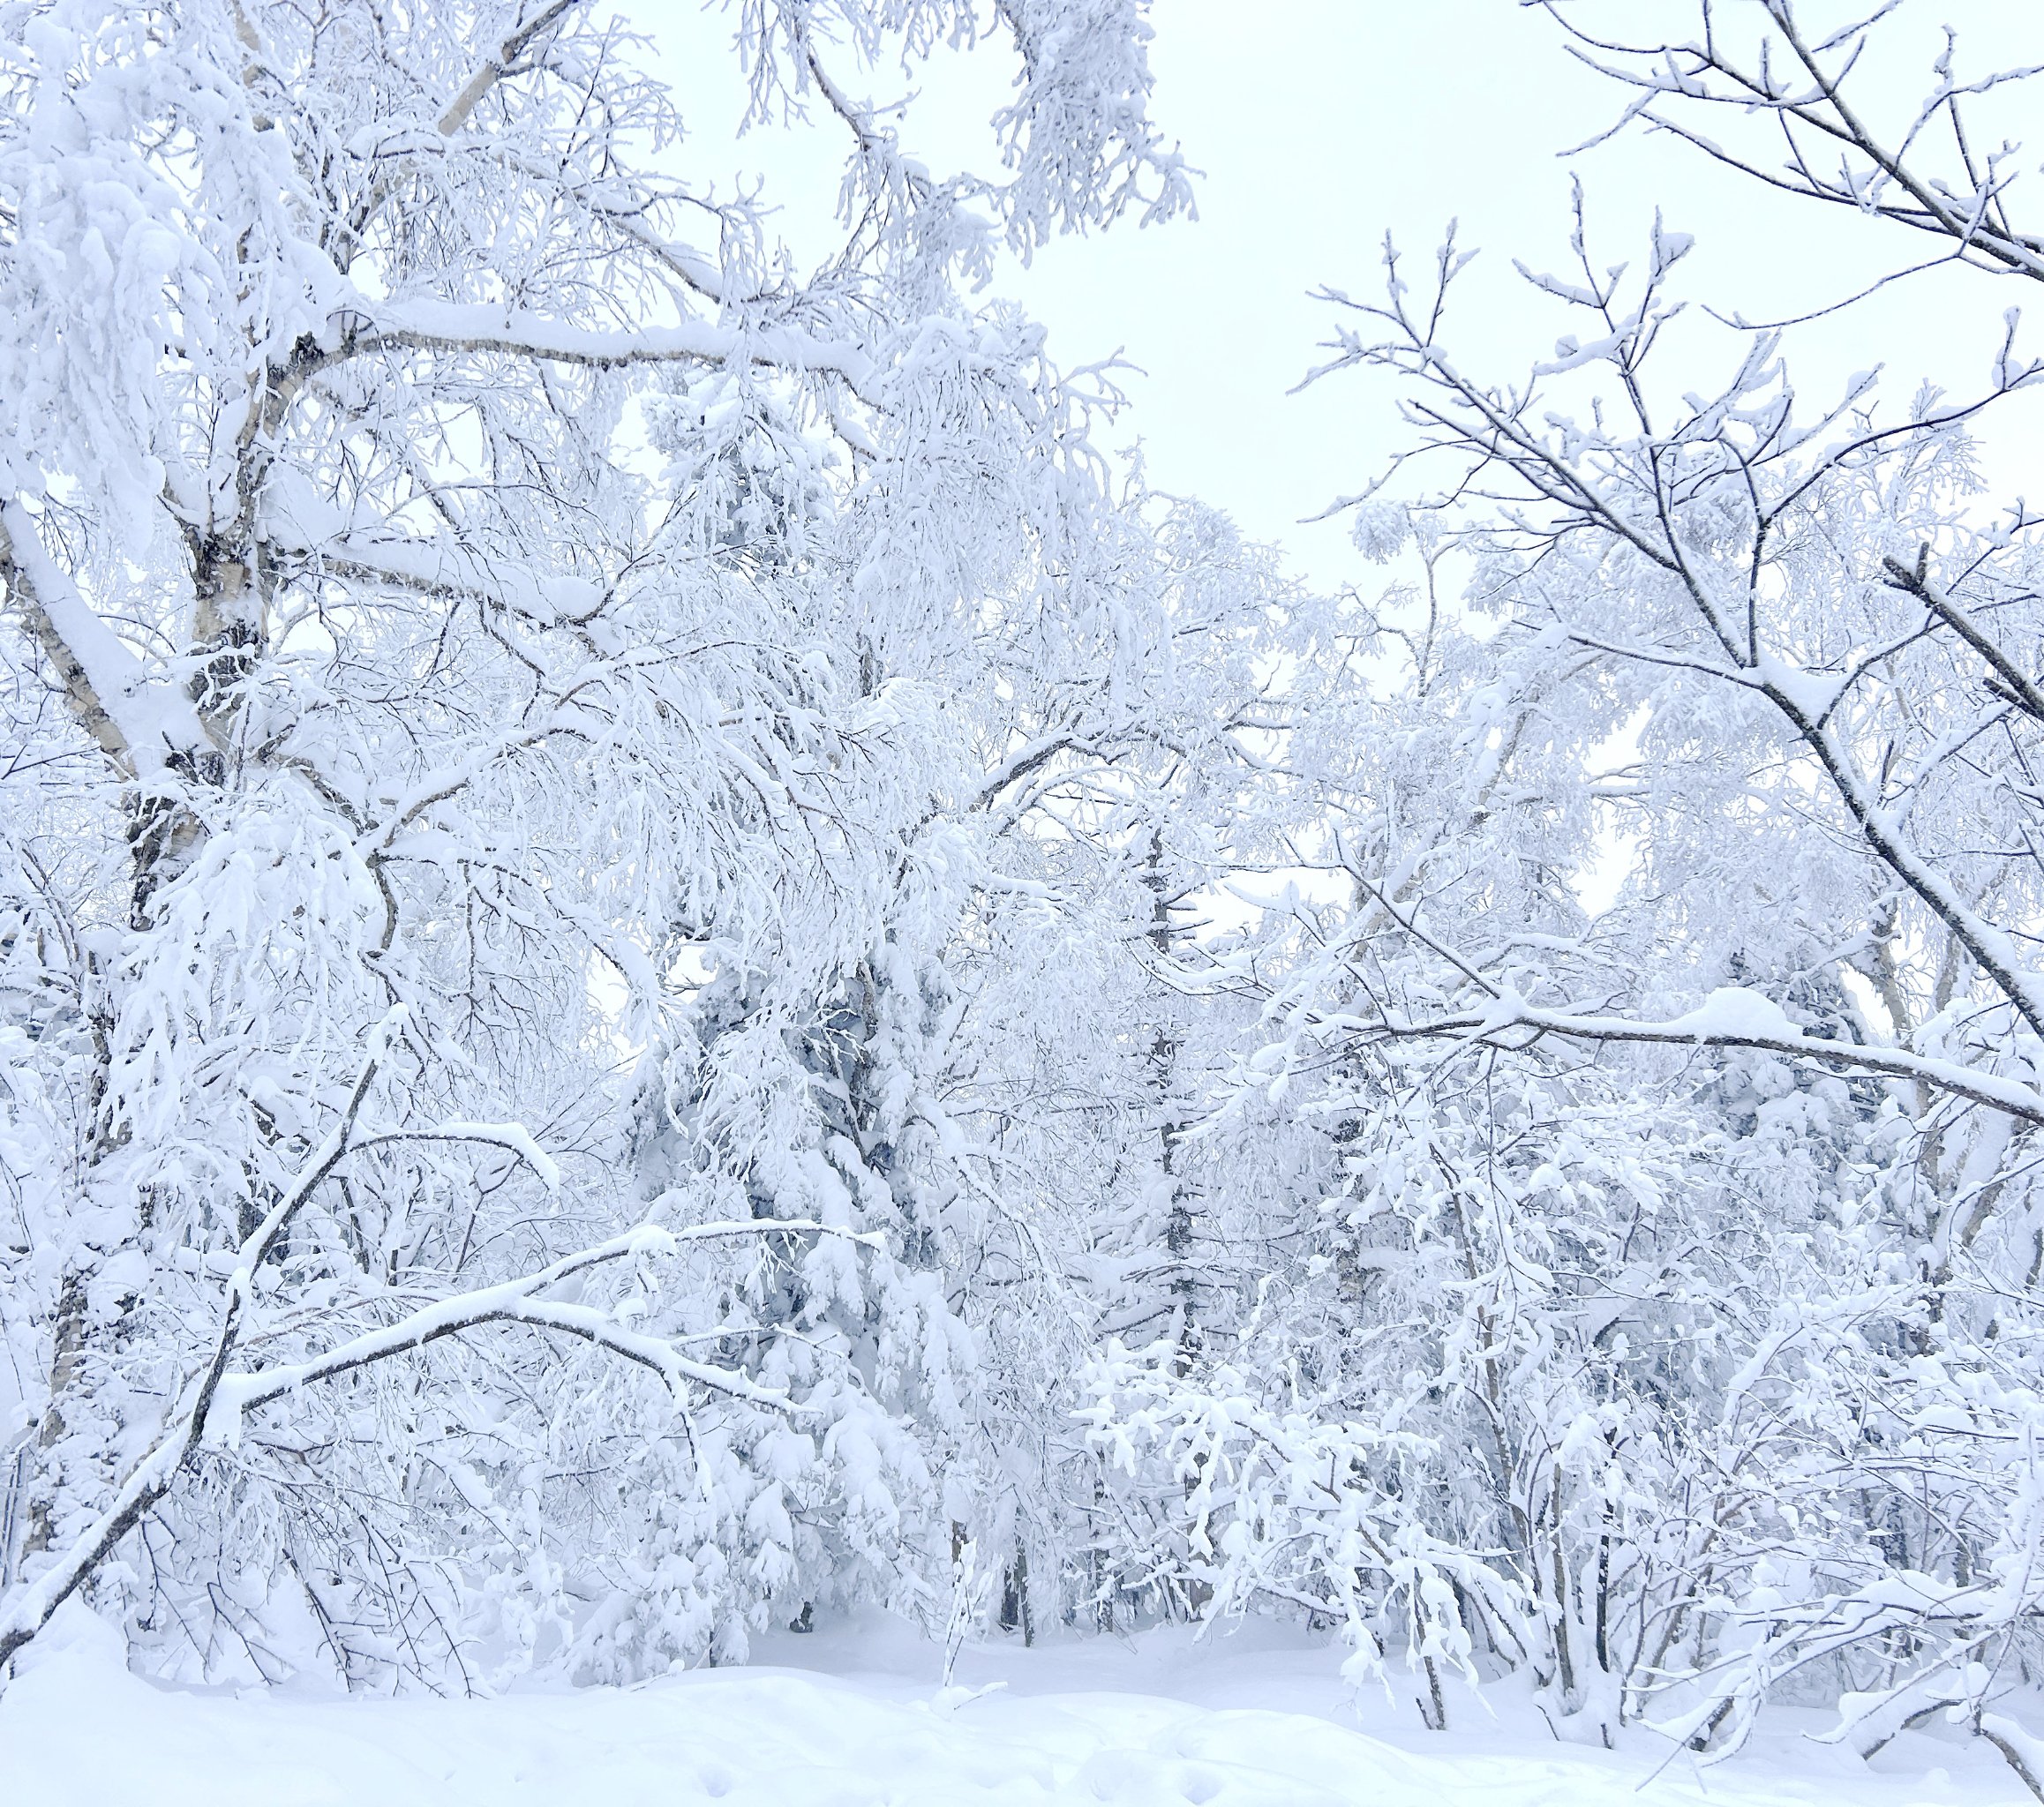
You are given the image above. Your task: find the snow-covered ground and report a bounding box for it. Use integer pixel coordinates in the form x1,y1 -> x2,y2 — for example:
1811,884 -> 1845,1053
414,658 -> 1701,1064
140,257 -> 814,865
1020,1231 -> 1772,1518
0,1606 -> 2024,1807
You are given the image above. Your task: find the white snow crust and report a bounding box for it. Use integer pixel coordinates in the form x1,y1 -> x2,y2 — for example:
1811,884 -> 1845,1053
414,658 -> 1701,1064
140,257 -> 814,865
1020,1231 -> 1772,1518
0,1607 -> 2022,1807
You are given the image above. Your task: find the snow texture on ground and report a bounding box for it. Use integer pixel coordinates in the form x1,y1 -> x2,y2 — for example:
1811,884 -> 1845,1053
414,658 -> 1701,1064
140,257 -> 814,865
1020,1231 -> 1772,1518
0,1605 -> 2026,1806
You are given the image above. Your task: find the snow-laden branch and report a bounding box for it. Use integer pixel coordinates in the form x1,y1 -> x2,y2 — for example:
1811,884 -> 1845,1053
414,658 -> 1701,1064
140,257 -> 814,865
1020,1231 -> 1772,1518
434,0 -> 581,137
1541,0 -> 2044,288
0,1018 -> 396,1668
0,502 -> 208,776
1353,986 -> 2044,1125
207,1216 -> 875,1435
1311,221 -> 2044,1050
2,1181 -> 879,1668
362,300 -> 879,398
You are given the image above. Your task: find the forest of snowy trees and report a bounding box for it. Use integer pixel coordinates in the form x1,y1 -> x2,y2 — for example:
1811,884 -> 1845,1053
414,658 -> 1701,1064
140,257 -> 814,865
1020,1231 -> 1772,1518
4,0 -> 2044,1795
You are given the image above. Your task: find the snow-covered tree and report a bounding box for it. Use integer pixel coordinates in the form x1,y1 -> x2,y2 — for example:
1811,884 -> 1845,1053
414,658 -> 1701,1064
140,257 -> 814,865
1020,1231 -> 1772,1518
0,0 -> 1207,1683
1082,0 -> 2044,1788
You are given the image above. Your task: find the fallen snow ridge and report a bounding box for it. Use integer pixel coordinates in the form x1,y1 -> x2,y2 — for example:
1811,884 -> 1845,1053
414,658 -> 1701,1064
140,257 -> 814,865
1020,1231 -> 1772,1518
0,1608 -> 2024,1807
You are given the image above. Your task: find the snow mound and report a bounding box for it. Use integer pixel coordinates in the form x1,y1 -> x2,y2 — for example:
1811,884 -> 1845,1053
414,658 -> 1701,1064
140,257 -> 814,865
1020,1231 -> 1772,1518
0,1616 -> 2022,1807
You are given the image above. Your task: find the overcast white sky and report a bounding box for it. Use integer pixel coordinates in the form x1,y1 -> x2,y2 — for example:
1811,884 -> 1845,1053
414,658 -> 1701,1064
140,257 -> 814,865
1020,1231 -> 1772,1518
633,0 -> 2043,590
